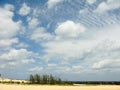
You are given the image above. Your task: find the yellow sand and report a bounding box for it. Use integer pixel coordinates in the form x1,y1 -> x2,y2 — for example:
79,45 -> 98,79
0,84 -> 120,90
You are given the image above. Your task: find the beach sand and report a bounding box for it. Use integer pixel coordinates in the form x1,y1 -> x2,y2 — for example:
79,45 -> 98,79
0,84 -> 120,90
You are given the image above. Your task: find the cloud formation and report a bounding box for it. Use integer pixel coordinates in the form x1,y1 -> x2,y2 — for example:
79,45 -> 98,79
18,3 -> 31,16
47,0 -> 63,9
55,20 -> 85,39
87,0 -> 96,4
0,6 -> 21,39
30,27 -> 53,42
1,0 -> 120,80
0,4 -> 21,50
94,0 -> 120,13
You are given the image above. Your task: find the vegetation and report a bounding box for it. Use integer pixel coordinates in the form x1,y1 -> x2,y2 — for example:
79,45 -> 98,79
29,74 -> 63,85
28,74 -> 120,85
67,81 -> 120,85
0,73 -> 120,85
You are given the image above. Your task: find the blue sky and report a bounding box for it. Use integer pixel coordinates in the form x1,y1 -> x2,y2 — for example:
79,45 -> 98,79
0,0 -> 120,81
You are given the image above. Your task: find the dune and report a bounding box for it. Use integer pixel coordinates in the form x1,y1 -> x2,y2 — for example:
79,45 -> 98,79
0,84 -> 120,90
0,78 -> 29,83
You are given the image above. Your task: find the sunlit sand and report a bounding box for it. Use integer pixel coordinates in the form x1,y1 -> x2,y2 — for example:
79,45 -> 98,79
0,84 -> 120,90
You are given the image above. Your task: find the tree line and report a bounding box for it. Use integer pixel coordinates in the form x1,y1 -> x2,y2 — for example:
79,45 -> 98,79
29,74 -> 62,85
68,81 -> 120,85
29,74 -> 120,85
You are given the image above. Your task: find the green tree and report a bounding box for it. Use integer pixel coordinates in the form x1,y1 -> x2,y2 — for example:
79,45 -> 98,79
34,74 -> 40,84
29,74 -> 62,85
58,78 -> 62,84
29,74 -> 35,84
47,75 -> 50,84
50,74 -> 55,84
42,74 -> 48,84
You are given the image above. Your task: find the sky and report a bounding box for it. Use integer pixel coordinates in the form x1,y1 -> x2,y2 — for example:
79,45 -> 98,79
0,0 -> 120,81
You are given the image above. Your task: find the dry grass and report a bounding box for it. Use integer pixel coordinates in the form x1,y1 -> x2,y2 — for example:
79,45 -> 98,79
0,84 -> 120,90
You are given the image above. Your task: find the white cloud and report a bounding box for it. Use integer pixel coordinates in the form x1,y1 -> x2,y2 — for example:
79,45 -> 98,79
0,4 -> 22,51
0,7 -> 21,39
19,3 -> 31,16
16,43 -> 28,48
48,63 -> 56,67
55,20 -> 85,40
27,17 -> 39,29
47,0 -> 63,9
87,0 -> 96,4
4,4 -> 14,11
79,8 -> 89,14
21,59 -> 35,64
29,66 -> 43,72
83,39 -> 120,72
92,57 -> 120,71
92,59 -> 110,69
42,40 -> 97,62
0,38 -> 18,48
30,27 -> 53,42
94,0 -> 120,13
94,2 -> 109,13
41,24 -> 120,74
93,25 -> 120,41
0,49 -> 33,61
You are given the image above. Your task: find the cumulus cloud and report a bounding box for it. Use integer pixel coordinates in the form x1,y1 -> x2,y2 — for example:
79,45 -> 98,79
91,44 -> 120,71
92,59 -> 112,70
19,3 -> 31,16
94,0 -> 120,13
4,4 -> 14,11
0,6 -> 21,39
42,40 -> 94,61
47,0 -> 63,9
87,0 -> 96,4
0,4 -> 22,51
55,20 -> 85,40
0,49 -> 36,67
27,17 -> 39,29
30,27 -> 53,42
16,43 -> 28,48
41,24 -> 120,74
0,38 -> 18,48
0,49 -> 33,61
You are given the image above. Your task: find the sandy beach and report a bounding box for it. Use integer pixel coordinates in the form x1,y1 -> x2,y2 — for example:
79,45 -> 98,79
0,84 -> 120,90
